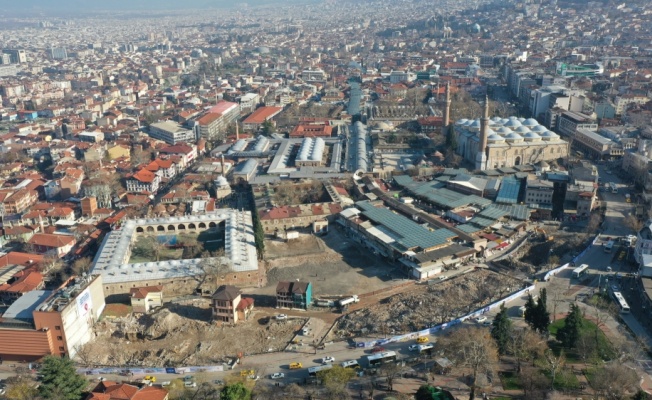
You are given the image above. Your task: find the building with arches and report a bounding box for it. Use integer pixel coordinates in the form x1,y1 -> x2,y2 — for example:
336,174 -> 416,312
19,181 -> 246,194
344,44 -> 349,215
453,102 -> 569,170
90,210 -> 260,298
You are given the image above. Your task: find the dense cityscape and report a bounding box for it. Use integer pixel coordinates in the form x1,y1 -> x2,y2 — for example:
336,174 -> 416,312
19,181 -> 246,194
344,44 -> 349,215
1,0 -> 652,399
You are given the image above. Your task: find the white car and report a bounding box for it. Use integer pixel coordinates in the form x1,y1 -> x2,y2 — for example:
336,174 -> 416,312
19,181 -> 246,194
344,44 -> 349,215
184,382 -> 197,388
408,344 -> 419,352
247,375 -> 260,381
161,381 -> 171,387
270,373 -> 285,380
321,356 -> 335,364
475,316 -> 487,323
276,314 -> 288,320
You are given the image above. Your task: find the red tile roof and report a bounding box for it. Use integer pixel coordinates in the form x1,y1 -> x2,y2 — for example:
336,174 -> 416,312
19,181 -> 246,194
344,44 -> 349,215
130,285 -> 164,299
28,233 -> 75,248
242,107 -> 283,125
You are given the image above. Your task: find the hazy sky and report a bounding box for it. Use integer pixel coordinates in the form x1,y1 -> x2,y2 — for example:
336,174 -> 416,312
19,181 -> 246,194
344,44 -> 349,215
4,0 -> 311,11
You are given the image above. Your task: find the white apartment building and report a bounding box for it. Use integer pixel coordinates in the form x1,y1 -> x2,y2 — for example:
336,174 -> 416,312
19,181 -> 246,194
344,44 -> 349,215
149,121 -> 196,145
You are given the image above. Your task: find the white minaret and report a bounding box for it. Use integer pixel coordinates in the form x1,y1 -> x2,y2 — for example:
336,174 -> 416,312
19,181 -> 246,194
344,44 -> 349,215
475,96 -> 490,171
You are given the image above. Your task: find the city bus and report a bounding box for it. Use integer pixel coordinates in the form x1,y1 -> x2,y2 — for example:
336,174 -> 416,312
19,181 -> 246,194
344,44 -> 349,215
604,240 -> 615,253
572,264 -> 590,278
308,365 -> 332,377
612,291 -> 631,313
609,182 -> 618,194
366,351 -> 397,367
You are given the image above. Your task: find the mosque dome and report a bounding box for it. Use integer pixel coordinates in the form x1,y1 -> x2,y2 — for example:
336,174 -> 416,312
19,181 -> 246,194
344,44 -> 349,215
496,127 -> 512,135
504,132 -> 523,142
531,125 -> 548,133
514,126 -> 532,134
503,119 -> 522,128
487,134 -> 504,143
522,118 -> 538,126
523,132 -> 541,141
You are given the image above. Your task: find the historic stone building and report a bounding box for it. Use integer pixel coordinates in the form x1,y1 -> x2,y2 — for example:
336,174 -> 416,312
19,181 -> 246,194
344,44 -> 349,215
453,99 -> 569,170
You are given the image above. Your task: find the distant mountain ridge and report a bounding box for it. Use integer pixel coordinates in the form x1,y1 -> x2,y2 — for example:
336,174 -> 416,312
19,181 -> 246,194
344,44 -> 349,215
4,0 -> 314,11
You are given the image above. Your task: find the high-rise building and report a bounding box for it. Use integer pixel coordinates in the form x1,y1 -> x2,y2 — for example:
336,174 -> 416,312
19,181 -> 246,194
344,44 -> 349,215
0,54 -> 11,65
50,47 -> 68,60
2,49 -> 26,64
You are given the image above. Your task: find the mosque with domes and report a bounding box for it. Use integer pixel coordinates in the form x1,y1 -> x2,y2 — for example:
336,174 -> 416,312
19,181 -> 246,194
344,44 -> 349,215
451,97 -> 570,171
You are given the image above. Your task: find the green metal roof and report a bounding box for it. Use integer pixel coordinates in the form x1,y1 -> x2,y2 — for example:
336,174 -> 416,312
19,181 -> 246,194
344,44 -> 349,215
356,201 -> 456,250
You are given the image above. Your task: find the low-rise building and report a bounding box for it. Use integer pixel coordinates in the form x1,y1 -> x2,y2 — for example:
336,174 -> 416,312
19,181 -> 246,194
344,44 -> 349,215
129,286 -> 163,313
0,275 -> 105,361
276,281 -> 312,310
211,285 -> 254,324
242,106 -> 283,131
87,381 -> 169,400
28,233 -> 76,258
149,121 -> 196,145
126,169 -> 161,193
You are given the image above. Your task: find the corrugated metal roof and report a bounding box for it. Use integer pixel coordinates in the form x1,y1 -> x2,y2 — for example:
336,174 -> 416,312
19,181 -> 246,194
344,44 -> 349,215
356,201 -> 455,250
495,178 -> 521,205
489,204 -> 531,221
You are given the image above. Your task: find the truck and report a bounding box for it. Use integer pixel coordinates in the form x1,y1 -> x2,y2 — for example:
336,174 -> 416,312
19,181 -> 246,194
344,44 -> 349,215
315,299 -> 335,307
338,295 -> 360,307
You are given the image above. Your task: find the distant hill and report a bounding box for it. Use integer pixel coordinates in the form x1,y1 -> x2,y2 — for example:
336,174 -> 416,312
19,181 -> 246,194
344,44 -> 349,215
4,0 -> 314,11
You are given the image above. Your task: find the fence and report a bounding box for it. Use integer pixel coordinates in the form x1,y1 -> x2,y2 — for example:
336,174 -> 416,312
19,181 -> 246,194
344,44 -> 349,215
77,365 -> 225,376
354,284 -> 536,348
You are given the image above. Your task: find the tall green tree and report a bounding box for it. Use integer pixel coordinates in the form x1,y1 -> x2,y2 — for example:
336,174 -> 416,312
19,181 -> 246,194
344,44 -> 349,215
37,356 -> 87,400
491,304 -> 512,355
524,294 -> 537,329
220,382 -> 251,400
557,303 -> 583,348
534,290 -> 551,334
317,365 -> 355,399
445,126 -> 457,151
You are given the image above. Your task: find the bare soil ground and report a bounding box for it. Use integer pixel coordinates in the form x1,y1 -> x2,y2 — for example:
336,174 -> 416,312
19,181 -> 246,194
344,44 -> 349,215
80,299 -> 303,367
336,269 -> 523,336
254,229 -> 403,302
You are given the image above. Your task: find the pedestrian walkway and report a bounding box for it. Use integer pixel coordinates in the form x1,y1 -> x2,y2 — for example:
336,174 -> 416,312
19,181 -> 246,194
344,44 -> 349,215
621,313 -> 652,350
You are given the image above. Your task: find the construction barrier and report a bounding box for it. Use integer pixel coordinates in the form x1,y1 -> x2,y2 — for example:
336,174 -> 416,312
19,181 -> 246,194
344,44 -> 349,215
354,284 -> 536,348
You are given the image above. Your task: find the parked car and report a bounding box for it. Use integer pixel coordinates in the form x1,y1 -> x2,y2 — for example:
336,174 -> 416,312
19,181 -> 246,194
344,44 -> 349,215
482,320 -> 493,326
144,376 -> 156,382
184,382 -> 197,388
408,344 -> 419,352
183,375 -> 195,382
270,373 -> 285,380
371,346 -> 386,354
247,375 -> 260,381
276,314 -> 288,320
213,380 -> 225,386
321,356 -> 335,364
161,381 -> 171,387
416,337 -> 429,344
474,316 -> 487,323
289,362 -> 302,369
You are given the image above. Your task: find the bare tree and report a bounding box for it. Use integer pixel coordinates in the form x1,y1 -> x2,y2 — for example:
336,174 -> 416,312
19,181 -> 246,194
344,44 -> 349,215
507,328 -> 544,372
379,361 -> 402,392
72,257 -> 92,276
547,280 -> 566,322
591,363 -> 640,400
439,326 -> 499,400
625,215 -> 643,233
518,366 -> 549,400
196,252 -> 231,293
576,330 -> 598,363
541,349 -> 565,390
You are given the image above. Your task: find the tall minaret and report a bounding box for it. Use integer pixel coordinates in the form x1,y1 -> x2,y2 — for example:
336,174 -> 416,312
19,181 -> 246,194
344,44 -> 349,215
475,95 -> 490,170
443,82 -> 451,129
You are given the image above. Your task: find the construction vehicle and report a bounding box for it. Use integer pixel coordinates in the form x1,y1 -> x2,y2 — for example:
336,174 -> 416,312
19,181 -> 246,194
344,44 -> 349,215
533,227 -> 553,241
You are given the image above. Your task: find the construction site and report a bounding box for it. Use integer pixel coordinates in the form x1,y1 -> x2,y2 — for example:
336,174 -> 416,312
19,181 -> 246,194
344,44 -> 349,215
334,269 -> 523,337
77,301 -> 304,368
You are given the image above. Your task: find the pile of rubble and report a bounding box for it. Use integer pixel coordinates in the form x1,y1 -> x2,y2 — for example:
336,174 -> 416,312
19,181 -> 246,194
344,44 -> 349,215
79,304 -> 302,367
336,270 -> 522,336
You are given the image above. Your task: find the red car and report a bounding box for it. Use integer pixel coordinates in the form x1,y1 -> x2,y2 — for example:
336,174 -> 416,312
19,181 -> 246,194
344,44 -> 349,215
371,346 -> 386,354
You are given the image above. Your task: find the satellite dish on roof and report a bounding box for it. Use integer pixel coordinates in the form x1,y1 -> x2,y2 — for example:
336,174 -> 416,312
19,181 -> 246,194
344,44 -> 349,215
353,169 -> 365,181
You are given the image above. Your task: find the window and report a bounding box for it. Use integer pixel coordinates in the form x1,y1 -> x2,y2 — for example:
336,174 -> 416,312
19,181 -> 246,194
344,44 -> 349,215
59,347 -> 65,352
57,336 -> 63,341
55,326 -> 61,330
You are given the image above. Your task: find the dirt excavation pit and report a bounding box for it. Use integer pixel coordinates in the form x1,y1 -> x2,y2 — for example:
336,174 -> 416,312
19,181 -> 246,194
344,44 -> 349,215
336,269 -> 523,337
79,301 -> 304,367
